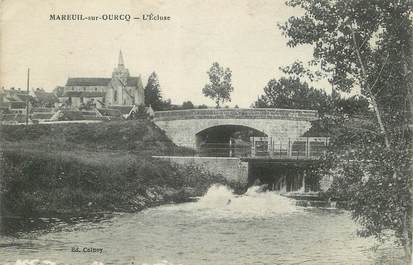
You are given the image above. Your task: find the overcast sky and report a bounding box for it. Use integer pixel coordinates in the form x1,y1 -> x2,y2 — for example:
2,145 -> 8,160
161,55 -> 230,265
0,0 -> 328,107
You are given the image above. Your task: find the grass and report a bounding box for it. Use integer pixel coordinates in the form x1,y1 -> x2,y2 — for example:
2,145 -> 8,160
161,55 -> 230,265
0,120 -> 227,218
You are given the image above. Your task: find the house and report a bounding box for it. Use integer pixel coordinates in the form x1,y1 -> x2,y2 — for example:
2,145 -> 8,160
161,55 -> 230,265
0,87 -> 32,114
32,88 -> 59,108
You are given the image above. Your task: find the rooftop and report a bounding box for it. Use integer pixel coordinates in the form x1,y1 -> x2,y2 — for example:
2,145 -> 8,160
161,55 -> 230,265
66,77 -> 141,87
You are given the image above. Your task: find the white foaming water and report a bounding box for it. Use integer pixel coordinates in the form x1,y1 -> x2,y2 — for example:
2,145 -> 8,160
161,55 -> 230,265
183,184 -> 301,218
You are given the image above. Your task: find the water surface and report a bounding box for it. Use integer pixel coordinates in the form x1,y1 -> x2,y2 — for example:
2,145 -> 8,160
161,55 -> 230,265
0,185 -> 405,265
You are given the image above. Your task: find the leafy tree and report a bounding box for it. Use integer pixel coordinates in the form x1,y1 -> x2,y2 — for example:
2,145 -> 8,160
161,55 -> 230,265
160,98 -> 173,111
144,72 -> 162,110
181,101 -> 194,110
335,95 -> 370,117
144,72 -> 163,111
202,62 -> 234,108
280,0 -> 412,259
253,76 -> 332,115
280,0 -> 411,146
144,72 -> 174,111
198,104 -> 208,109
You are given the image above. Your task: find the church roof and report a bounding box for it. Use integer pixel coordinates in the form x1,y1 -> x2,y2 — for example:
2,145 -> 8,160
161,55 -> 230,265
66,78 -> 111,86
63,91 -> 106,97
66,77 -> 141,87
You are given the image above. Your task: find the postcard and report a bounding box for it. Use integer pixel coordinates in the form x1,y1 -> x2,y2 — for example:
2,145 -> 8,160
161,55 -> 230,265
0,0 -> 411,264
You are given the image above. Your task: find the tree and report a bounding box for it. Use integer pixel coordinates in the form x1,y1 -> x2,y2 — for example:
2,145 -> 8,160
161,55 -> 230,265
160,98 -> 172,111
253,76 -> 332,115
181,101 -> 194,110
280,0 -> 411,147
202,62 -> 234,108
280,0 -> 412,259
335,95 -> 370,117
144,72 -> 174,111
198,104 -> 208,109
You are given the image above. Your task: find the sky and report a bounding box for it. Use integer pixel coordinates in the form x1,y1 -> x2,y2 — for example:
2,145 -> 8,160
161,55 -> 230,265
0,0 -> 328,107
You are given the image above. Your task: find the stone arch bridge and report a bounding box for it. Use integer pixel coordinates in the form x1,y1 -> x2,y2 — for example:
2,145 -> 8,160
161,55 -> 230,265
153,108 -> 319,149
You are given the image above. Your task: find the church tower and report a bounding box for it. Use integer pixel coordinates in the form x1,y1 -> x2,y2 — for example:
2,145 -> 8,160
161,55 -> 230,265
109,50 -> 130,105
112,50 -> 130,84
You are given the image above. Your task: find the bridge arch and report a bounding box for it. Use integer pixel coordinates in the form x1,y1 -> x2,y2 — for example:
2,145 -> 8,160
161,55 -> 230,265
195,124 -> 267,156
153,108 -> 317,149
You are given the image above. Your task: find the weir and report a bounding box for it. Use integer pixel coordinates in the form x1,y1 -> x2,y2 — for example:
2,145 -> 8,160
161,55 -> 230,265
153,135 -> 328,192
152,108 -> 329,192
153,153 -> 324,192
152,156 -> 249,184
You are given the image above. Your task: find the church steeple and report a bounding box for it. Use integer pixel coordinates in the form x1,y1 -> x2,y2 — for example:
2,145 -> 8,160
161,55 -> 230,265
112,50 -> 129,84
118,50 -> 125,67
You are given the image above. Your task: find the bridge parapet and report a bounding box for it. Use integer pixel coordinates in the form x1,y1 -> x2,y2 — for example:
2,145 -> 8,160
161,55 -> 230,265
154,108 -> 318,122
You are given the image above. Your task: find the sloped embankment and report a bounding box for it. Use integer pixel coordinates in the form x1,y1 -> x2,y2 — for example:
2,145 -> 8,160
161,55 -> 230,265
0,120 -> 226,218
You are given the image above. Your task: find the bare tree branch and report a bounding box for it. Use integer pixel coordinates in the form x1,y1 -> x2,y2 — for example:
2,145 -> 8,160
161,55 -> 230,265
350,26 -> 390,148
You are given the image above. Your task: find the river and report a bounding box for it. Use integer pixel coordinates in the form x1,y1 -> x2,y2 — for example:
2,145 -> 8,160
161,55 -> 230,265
0,185 -> 406,265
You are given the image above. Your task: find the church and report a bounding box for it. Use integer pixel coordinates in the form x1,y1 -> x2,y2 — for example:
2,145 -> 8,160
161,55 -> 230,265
59,51 -> 145,109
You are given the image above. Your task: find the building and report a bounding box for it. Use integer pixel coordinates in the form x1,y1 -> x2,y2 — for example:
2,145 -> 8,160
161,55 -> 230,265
32,88 -> 59,108
0,87 -> 59,124
59,51 -> 145,109
0,87 -> 32,114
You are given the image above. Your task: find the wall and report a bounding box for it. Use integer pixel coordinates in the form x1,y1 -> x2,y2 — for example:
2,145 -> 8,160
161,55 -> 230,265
154,108 -> 318,121
154,118 -> 312,148
153,108 -> 317,148
153,156 -> 249,184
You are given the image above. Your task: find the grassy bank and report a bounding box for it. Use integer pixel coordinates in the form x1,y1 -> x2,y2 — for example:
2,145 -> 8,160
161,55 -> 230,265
0,120 -> 227,218
0,120 -> 193,155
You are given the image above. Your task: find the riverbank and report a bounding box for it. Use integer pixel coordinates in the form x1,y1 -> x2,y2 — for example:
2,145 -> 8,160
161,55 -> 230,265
0,120 -> 228,221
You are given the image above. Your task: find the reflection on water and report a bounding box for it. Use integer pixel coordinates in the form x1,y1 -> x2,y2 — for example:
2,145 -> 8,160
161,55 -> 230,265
1,214 -> 111,237
0,185 -> 406,265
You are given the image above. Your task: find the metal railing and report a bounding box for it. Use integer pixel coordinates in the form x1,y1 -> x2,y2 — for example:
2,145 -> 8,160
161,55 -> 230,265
250,137 -> 329,159
197,142 -> 252,157
175,137 -> 329,159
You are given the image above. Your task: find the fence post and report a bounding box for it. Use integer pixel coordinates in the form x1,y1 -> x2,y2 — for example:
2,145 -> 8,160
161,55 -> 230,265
279,140 -> 282,158
288,138 -> 292,157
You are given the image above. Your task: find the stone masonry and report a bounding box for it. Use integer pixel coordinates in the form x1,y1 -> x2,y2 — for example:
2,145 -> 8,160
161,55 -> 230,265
153,108 -> 318,148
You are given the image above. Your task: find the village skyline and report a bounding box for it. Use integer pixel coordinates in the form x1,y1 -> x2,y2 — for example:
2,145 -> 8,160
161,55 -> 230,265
0,0 -> 334,108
